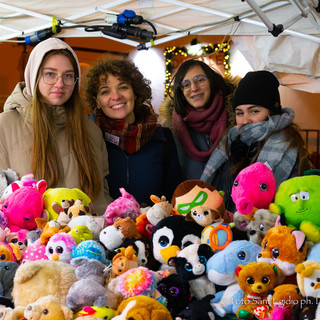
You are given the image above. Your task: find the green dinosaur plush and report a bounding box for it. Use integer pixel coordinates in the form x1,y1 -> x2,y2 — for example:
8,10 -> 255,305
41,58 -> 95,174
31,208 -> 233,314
270,171 -> 320,242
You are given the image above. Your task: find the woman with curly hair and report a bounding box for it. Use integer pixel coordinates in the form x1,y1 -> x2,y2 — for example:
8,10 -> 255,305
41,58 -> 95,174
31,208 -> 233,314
85,57 -> 181,206
0,38 -> 113,215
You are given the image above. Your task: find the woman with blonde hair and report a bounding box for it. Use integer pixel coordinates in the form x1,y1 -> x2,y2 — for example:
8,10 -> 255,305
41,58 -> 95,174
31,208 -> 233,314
0,37 -> 112,214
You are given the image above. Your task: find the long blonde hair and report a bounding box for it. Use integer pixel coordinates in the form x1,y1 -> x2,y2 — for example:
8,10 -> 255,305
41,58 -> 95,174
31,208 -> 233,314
29,49 -> 101,200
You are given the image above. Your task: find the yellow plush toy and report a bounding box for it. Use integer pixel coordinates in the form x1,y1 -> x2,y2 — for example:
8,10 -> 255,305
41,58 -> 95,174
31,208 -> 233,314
23,295 -> 74,320
43,187 -> 94,221
236,262 -> 280,319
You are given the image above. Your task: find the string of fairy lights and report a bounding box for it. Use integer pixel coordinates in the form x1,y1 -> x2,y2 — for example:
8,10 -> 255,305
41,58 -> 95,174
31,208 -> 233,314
163,42 -> 231,96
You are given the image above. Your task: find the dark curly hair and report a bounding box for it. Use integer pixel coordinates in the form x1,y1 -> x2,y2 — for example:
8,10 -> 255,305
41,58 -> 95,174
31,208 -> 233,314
85,57 -> 153,114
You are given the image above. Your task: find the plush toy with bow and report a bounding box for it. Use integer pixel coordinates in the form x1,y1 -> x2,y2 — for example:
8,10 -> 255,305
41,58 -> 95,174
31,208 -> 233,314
231,162 -> 276,219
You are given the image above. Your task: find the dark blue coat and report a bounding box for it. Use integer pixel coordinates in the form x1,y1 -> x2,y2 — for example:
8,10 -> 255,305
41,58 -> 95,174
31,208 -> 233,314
106,126 -> 182,206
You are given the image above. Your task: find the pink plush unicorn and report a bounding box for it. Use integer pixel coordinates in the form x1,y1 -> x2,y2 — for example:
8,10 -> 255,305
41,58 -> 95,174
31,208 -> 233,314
231,162 -> 276,218
104,188 -> 141,226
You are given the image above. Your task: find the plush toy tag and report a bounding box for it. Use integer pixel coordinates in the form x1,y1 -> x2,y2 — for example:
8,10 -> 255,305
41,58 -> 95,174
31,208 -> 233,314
253,305 -> 268,319
104,132 -> 120,145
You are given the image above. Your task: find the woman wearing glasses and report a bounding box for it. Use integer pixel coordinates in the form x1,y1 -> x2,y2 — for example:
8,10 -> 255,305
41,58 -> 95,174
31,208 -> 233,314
0,37 -> 112,215
84,57 -> 181,206
160,59 -> 236,180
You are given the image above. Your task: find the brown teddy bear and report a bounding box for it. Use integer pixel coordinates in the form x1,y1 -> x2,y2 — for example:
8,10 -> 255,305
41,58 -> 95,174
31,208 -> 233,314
23,295 -> 74,320
236,262 -> 281,319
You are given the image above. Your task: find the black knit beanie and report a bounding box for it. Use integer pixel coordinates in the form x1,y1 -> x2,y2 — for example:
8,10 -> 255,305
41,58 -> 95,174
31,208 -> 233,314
232,70 -> 282,114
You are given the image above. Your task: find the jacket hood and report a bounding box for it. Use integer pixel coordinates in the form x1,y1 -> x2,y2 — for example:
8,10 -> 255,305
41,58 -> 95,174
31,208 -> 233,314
4,82 -> 31,115
24,37 -> 81,96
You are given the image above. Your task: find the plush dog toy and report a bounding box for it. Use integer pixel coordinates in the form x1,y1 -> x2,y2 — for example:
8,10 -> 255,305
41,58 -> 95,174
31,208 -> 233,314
257,215 -> 307,284
99,217 -> 142,252
236,262 -> 280,319
11,260 -> 77,307
104,188 -> 140,226
111,245 -> 138,277
43,187 -> 94,220
114,295 -> 173,320
233,209 -> 278,245
231,162 -> 276,218
23,295 -> 74,320
270,171 -> 320,242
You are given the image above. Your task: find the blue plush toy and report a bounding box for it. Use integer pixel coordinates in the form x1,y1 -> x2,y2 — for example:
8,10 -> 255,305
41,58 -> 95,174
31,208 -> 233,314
206,240 -> 261,317
70,240 -> 109,266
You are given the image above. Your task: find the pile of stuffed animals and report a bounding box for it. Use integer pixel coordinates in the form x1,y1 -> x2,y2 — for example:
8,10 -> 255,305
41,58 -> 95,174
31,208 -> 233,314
0,163 -> 320,320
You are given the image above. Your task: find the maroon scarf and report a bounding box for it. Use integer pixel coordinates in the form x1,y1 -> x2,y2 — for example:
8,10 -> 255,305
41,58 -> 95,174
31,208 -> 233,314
172,91 -> 227,162
97,105 -> 158,154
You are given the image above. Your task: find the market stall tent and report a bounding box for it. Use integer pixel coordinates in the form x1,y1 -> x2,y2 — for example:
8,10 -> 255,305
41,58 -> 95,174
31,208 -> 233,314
1,0 -> 320,90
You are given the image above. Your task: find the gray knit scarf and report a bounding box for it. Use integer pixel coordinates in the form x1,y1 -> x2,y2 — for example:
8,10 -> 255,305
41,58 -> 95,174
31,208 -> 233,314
201,108 -> 298,188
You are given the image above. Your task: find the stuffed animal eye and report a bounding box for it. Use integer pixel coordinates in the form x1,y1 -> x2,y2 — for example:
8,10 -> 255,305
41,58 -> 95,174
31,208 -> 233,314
259,224 -> 265,231
169,286 -> 179,296
56,246 -> 64,254
300,191 -> 309,200
271,248 -> 279,259
237,250 -> 246,260
259,183 -> 268,191
4,266 -> 9,270
69,213 -> 73,219
192,210 -> 197,216
0,312 -> 3,318
199,256 -> 207,265
0,254 -> 7,260
116,225 -> 121,230
246,277 -> 255,285
184,262 -> 192,272
203,210 -> 209,216
262,276 -> 270,284
48,247 -> 54,254
233,180 -> 239,187
159,236 -> 170,247
43,309 -> 48,315
290,193 -> 299,203
157,283 -> 167,293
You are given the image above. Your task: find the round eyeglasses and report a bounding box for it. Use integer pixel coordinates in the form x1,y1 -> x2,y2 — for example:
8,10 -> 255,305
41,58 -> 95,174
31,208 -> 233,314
42,72 -> 78,86
179,74 -> 207,91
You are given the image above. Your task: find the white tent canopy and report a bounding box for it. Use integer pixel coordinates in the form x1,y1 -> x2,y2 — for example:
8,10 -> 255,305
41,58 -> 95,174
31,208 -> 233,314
1,0 -> 320,90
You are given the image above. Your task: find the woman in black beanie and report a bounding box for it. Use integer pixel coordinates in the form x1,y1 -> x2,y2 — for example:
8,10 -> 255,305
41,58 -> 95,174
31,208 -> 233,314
201,70 -> 313,213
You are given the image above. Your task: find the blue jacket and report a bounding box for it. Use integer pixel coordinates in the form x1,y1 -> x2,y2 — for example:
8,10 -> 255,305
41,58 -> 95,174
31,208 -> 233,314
106,126 -> 182,206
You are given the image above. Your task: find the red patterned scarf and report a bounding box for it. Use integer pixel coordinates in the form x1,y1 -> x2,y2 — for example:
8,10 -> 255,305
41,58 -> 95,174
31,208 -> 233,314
97,105 -> 158,154
172,91 -> 227,162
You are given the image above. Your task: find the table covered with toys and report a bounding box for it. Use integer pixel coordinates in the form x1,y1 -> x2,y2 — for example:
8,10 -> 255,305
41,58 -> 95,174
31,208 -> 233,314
0,164 -> 319,320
